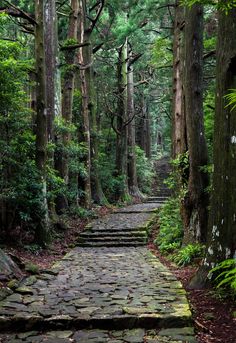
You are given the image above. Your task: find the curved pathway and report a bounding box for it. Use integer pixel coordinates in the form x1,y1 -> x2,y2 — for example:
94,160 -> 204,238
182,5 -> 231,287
0,200 -> 196,342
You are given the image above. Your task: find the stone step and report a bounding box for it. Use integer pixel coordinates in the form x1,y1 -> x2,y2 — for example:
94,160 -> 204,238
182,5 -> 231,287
83,226 -> 148,233
78,236 -> 147,243
0,327 -> 197,342
79,229 -> 147,237
77,241 -> 146,247
0,312 -> 193,333
146,197 -> 168,202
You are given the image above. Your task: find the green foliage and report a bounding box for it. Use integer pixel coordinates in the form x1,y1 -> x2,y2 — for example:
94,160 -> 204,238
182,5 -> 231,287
173,244 -> 205,266
25,262 -> 40,274
151,37 -> 172,68
204,91 -> 215,157
204,37 -> 216,51
210,259 -> 236,297
181,0 -> 236,12
224,89 -> 236,111
135,146 -> 155,194
155,197 -> 183,253
164,152 -> 189,197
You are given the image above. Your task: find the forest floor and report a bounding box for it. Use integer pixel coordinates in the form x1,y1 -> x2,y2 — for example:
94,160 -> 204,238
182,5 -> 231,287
148,229 -> 236,343
1,203 -> 236,342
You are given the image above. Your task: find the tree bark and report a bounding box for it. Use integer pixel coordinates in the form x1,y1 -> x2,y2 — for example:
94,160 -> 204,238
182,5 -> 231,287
115,40 -> 129,200
78,0 -> 92,209
190,8 -> 236,288
182,4 -> 209,244
127,45 -> 141,198
45,0 -> 58,145
34,0 -> 50,245
172,0 -> 187,159
55,0 -> 79,213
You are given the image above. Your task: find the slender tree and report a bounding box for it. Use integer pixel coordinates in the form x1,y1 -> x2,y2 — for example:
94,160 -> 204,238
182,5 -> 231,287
127,44 -> 141,197
115,40 -> 129,199
172,0 -> 187,159
34,0 -> 50,244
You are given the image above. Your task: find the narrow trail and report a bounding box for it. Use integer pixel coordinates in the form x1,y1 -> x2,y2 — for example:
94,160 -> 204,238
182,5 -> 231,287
0,197 -> 196,343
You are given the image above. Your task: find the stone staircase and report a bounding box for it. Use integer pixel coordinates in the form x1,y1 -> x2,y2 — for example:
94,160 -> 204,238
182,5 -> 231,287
77,197 -> 170,248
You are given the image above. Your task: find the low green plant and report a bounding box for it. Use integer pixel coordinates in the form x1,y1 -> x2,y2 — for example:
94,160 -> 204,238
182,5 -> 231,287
173,244 -> 205,266
25,262 -> 40,274
210,259 -> 236,297
155,197 -> 183,253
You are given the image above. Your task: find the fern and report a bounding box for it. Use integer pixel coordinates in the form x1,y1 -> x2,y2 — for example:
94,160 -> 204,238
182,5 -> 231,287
210,259 -> 236,296
224,89 -> 236,111
173,244 -> 205,266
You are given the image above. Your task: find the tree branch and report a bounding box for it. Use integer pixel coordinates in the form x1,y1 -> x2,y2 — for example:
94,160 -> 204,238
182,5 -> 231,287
134,79 -> 150,87
128,53 -> 143,67
88,0 -> 105,33
203,50 -> 216,60
1,0 -> 36,25
93,42 -> 104,54
61,42 -> 90,51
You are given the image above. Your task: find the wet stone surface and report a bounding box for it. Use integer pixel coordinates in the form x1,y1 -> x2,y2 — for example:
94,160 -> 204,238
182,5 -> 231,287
0,201 -> 196,342
0,327 -> 197,342
0,247 -> 191,326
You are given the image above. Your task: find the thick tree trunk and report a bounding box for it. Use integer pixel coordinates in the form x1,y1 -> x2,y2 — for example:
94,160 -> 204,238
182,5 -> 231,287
56,0 -> 78,213
78,0 -> 91,208
182,4 -> 209,244
83,34 -> 106,205
127,47 -> 141,198
44,0 -> 60,219
35,0 -> 50,245
190,8 -> 236,288
172,0 -> 187,159
115,41 -> 129,200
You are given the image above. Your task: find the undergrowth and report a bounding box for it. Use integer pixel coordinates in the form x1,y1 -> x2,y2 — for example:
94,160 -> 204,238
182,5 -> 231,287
210,259 -> 236,298
154,197 -> 183,253
173,244 -> 205,266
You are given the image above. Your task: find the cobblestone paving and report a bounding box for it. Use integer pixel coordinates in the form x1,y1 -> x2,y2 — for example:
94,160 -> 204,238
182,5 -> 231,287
0,327 -> 197,342
0,202 -> 196,342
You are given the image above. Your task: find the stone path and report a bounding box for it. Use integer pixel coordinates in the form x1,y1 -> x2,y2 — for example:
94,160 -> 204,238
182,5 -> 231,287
0,201 -> 196,343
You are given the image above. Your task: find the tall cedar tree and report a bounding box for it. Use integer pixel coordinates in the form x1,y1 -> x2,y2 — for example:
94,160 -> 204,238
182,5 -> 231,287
190,7 -> 236,288
182,4 -> 209,244
35,0 -> 50,244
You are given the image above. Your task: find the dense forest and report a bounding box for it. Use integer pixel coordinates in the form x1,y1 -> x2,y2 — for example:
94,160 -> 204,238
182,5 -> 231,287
0,0 -> 236,300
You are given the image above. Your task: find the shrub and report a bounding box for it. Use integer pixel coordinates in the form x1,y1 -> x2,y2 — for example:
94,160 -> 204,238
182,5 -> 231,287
173,244 -> 205,266
210,259 -> 236,297
155,197 -> 183,253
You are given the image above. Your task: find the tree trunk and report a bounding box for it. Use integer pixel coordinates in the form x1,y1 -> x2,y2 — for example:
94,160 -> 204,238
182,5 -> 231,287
35,0 -> 50,245
172,0 -> 187,159
137,96 -> 151,158
182,4 -> 209,244
55,0 -> 79,213
44,0 -> 60,219
190,8 -> 236,288
83,28 -> 106,205
127,46 -> 141,198
78,0 -> 91,209
115,40 -> 129,200
45,0 -> 58,145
